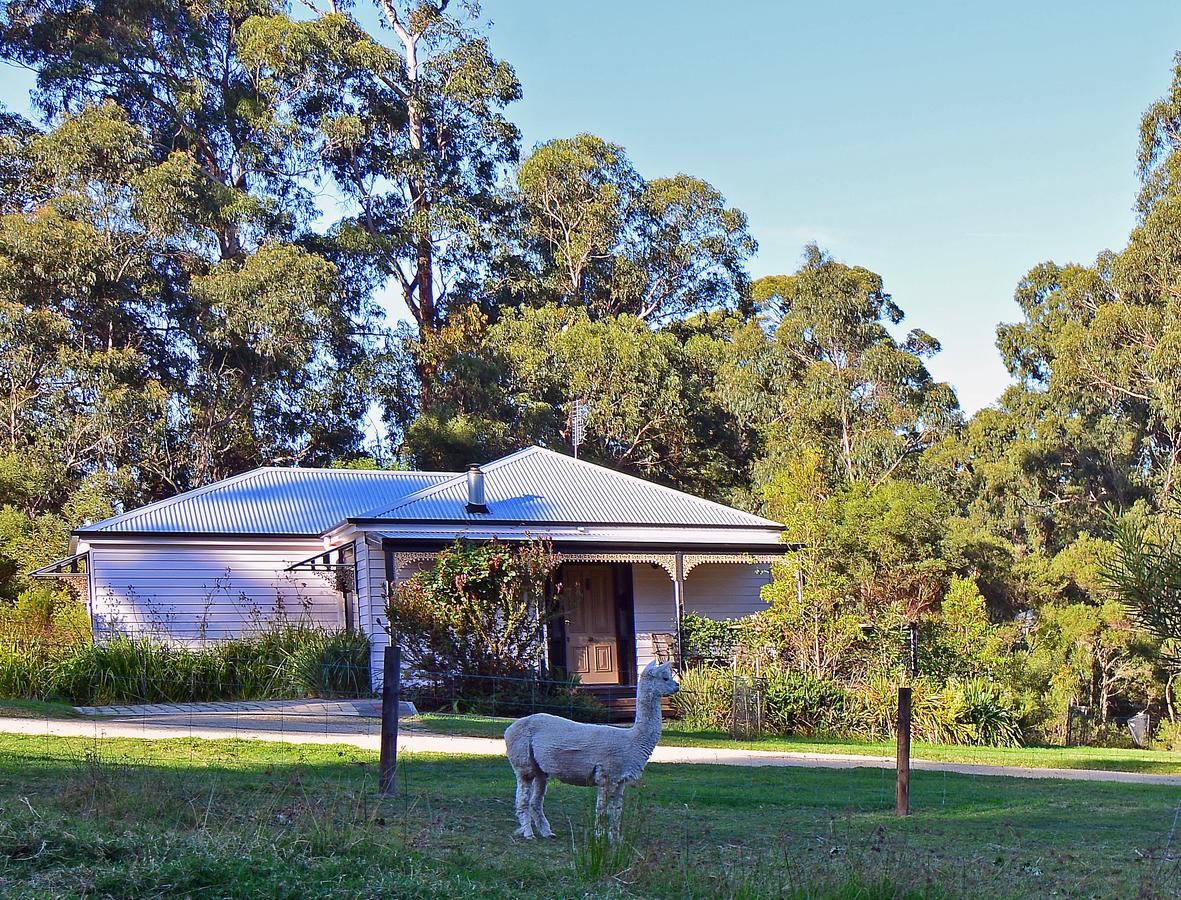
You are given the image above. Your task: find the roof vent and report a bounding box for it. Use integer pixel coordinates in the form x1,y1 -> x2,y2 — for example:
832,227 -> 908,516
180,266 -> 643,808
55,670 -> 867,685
465,464 -> 488,514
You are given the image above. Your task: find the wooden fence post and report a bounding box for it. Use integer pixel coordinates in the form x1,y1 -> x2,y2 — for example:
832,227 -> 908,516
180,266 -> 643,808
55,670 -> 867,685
379,644 -> 400,797
896,685 -> 911,816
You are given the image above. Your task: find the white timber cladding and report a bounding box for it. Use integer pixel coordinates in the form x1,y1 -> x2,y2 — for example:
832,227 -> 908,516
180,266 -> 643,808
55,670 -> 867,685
80,538 -> 346,641
631,563 -> 677,669
353,537 -> 385,677
367,549 -> 438,681
683,563 -> 772,620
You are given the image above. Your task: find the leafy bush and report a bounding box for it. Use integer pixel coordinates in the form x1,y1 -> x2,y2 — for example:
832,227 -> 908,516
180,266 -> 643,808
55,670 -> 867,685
0,585 -> 91,649
855,675 -> 1023,747
386,538 -> 557,683
283,629 -> 371,698
1154,718 -> 1181,750
763,670 -> 849,735
681,613 -> 741,663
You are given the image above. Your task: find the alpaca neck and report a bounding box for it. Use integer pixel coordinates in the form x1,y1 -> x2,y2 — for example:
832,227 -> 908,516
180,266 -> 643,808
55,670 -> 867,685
629,682 -> 664,758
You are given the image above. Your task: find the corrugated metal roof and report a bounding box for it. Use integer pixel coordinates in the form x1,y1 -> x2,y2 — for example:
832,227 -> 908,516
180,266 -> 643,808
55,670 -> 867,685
358,447 -> 782,530
77,468 -> 457,536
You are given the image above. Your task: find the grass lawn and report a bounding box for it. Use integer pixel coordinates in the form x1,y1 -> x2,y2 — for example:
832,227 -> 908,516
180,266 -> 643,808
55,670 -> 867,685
0,734 -> 1179,898
0,699 -> 80,719
413,713 -> 1181,776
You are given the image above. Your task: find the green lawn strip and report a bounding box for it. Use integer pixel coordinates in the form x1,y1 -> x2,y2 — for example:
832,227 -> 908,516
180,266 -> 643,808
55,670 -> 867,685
0,699 -> 80,719
411,713 -> 1181,775
0,733 -> 1176,898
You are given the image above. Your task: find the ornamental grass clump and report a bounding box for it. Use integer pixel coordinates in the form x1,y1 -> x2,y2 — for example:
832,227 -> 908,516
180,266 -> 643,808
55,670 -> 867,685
0,626 -> 371,705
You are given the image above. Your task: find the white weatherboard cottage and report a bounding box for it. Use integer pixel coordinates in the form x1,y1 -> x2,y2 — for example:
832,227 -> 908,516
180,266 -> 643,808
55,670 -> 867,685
33,447 -> 788,685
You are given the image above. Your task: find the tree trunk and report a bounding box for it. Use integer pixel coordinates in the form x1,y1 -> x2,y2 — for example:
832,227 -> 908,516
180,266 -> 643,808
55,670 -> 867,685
384,4 -> 439,410
1168,670 -> 1177,724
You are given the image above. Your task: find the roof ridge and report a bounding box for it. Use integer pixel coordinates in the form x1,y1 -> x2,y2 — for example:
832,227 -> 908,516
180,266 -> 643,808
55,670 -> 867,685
353,446 -> 543,519
252,466 -> 457,477
516,447 -> 781,528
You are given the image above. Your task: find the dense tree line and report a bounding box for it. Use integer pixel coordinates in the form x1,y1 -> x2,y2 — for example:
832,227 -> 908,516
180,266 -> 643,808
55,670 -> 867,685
5,1 -> 1181,740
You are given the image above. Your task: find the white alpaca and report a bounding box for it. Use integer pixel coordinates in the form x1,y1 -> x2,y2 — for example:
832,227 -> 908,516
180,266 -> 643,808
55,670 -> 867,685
504,660 -> 680,844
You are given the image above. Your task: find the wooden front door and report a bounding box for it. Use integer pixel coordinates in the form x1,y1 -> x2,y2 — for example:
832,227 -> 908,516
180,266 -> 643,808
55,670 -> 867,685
562,565 -> 619,685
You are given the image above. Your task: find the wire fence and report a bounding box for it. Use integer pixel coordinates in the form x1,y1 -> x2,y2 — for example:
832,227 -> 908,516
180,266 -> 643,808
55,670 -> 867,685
3,661 -> 1181,896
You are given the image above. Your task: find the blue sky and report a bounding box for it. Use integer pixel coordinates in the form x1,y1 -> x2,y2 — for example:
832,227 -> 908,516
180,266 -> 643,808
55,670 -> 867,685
3,1 -> 1180,413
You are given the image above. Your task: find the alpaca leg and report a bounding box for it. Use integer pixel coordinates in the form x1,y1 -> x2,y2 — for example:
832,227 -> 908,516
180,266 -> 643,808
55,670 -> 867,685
593,767 -> 608,838
607,783 -> 626,846
529,773 -> 554,838
513,772 -> 535,839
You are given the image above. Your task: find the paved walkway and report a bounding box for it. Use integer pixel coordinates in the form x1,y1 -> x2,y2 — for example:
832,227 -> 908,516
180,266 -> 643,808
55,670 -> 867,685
2,712 -> 1180,785
75,699 -> 416,719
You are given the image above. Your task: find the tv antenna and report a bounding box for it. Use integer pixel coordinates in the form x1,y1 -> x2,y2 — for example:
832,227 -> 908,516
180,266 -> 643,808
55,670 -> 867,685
571,400 -> 589,459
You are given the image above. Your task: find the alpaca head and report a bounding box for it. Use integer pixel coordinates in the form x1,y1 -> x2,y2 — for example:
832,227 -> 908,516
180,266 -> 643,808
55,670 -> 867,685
640,660 -> 680,696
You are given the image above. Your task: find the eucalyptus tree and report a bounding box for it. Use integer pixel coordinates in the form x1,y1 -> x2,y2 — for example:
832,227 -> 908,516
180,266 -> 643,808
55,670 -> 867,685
971,52 -> 1181,544
0,100 -> 372,497
737,244 -> 960,490
516,134 -> 756,322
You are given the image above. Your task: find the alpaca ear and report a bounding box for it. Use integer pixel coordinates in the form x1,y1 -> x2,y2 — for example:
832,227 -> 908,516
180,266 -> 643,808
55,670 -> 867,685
642,660 -> 658,674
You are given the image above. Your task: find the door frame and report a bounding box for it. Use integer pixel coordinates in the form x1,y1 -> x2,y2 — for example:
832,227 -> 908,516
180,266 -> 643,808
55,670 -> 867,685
546,563 -> 635,685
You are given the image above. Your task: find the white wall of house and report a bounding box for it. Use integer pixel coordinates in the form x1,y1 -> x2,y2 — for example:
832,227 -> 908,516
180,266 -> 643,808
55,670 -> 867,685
632,563 -> 677,669
363,547 -> 438,684
351,536 -> 387,681
683,563 -> 772,620
80,538 -> 346,642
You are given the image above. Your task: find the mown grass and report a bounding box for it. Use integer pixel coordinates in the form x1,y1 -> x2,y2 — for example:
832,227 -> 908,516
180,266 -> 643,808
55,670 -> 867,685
0,699 -> 80,719
413,712 -> 1181,776
0,733 -> 1179,898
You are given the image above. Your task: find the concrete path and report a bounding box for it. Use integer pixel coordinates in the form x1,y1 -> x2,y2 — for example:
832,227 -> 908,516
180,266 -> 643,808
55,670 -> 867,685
75,699 -> 417,719
2,714 -> 1180,785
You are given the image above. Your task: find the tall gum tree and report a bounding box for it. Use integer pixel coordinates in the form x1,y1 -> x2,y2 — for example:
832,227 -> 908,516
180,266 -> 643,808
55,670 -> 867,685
740,244 -> 961,490
980,52 -> 1181,539
516,134 -> 755,322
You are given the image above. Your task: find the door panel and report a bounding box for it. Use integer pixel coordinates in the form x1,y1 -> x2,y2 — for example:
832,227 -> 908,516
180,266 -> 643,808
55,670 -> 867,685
562,565 -> 619,684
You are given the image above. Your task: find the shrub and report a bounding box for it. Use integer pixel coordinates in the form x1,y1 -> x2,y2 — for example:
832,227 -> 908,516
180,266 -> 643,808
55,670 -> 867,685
681,614 -> 741,663
854,675 -> 1023,747
671,666 -> 731,731
1154,718 -> 1181,750
385,538 -> 557,684
0,585 -> 91,649
283,629 -> 371,698
0,642 -> 45,698
763,670 -> 849,735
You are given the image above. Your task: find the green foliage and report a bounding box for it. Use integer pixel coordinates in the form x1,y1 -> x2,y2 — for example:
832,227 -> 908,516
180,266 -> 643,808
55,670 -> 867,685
744,244 -> 960,488
669,666 -> 731,732
858,676 -> 1023,747
681,613 -> 741,663
762,670 -> 849,736
672,665 -> 1023,747
516,134 -> 755,322
0,627 -> 370,704
385,539 -> 557,681
0,584 -> 91,647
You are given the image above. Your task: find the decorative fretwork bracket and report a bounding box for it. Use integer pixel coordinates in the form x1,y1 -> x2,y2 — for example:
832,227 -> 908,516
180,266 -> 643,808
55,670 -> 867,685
682,553 -> 781,577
